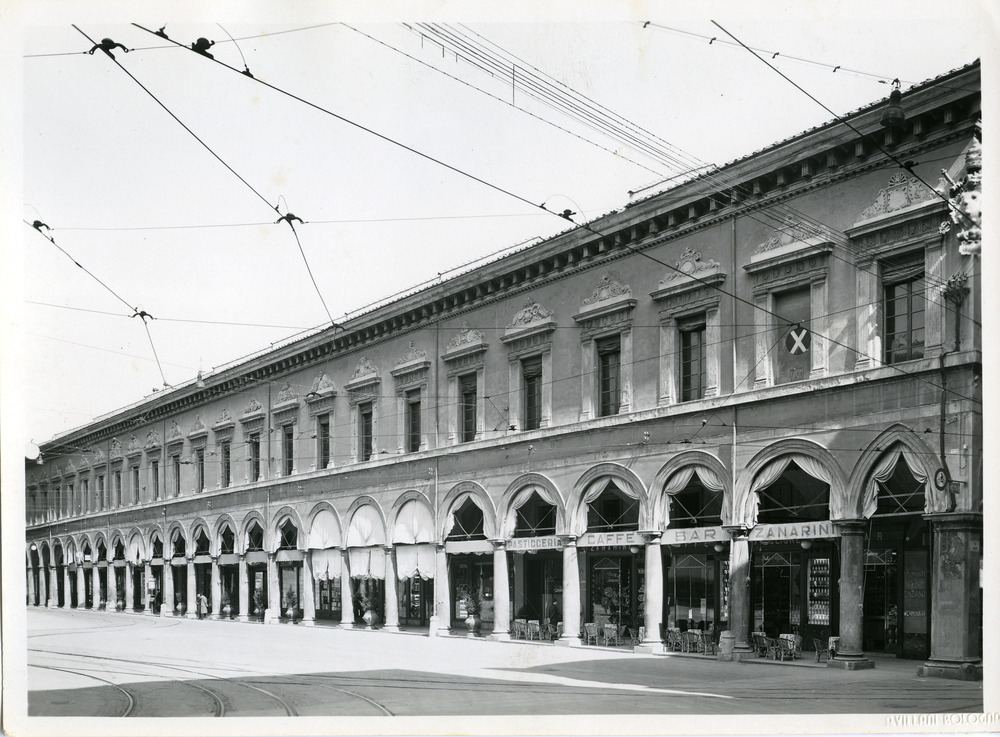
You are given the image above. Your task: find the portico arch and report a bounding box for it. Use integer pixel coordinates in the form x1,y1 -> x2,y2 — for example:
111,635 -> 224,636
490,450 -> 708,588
651,451 -> 730,530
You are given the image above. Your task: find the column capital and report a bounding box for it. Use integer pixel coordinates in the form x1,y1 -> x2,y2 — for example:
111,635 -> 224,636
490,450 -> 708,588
637,530 -> 662,544
832,519 -> 867,535
488,538 -> 507,551
266,551 -> 276,561
922,511 -> 983,528
185,554 -> 195,563
238,553 -> 247,562
723,525 -> 750,539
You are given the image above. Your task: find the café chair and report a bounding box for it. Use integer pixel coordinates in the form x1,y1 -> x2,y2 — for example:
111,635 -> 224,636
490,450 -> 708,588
583,622 -> 600,646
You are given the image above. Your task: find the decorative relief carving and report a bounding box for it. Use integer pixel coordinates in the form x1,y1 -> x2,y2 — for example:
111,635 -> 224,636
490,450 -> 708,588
660,248 -> 722,283
940,531 -> 966,579
110,438 -> 122,459
215,408 -> 233,425
243,397 -> 263,415
275,382 -> 297,404
447,321 -> 484,350
352,357 -> 378,380
144,430 -> 161,449
167,421 -> 182,440
581,274 -> 631,305
66,460 -> 76,475
753,216 -> 820,255
311,373 -> 336,395
191,415 -> 205,432
126,434 -> 140,454
397,341 -> 427,365
508,299 -> 553,328
858,173 -> 937,222
854,215 -> 939,261
93,448 -> 106,464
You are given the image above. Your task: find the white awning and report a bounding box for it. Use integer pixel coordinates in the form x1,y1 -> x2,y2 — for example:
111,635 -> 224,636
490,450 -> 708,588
393,500 -> 435,544
308,509 -> 342,550
346,505 -> 386,547
348,546 -> 385,579
395,543 -> 436,580
312,548 -> 342,581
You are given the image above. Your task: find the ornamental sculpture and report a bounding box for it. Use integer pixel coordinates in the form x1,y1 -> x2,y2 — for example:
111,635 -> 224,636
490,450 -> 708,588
311,372 -> 336,394
352,356 -> 378,380
753,216 -> 818,254
941,133 -> 982,256
660,247 -> 722,283
126,434 -> 140,453
243,397 -> 262,414
144,430 -> 161,449
581,275 -> 631,306
276,383 -> 296,404
447,321 -> 484,349
191,415 -> 205,432
858,173 -> 935,221
167,421 -> 182,440
508,299 -> 553,328
215,407 -> 233,425
397,341 -> 427,365
110,438 -> 122,458
93,448 -> 106,464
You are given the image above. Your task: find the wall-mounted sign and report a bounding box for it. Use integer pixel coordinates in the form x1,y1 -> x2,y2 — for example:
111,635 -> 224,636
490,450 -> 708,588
750,520 -> 837,541
578,531 -> 643,548
661,526 -> 726,546
507,536 -> 562,552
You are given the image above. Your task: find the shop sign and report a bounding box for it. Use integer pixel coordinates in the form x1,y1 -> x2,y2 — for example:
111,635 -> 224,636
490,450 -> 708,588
661,526 -> 726,545
578,531 -> 642,548
750,520 -> 837,541
507,536 -> 562,552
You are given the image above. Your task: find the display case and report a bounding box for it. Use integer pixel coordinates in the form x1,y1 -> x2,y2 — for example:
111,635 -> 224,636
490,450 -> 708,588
807,557 -> 831,625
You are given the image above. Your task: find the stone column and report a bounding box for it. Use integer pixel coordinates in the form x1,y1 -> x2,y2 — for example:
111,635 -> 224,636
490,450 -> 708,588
266,552 -> 279,623
434,544 -> 451,635
726,529 -> 754,660
301,550 -> 316,626
163,562 -> 175,617
383,546 -> 400,631
91,567 -> 100,609
210,556 -> 222,619
106,566 -> 117,612
237,554 -> 249,622
918,513 -> 983,680
340,549 -> 355,628
639,532 -> 663,652
40,566 -> 49,607
143,561 -> 154,614
77,567 -> 87,608
830,520 -> 874,670
125,563 -> 136,613
489,540 -> 510,641
63,566 -> 72,608
186,556 -> 197,619
28,566 -> 37,606
556,536 -> 581,646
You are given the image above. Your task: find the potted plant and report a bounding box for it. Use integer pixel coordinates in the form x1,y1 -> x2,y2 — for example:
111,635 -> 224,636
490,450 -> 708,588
115,595 -> 125,612
174,593 -> 186,616
283,587 -> 299,623
253,589 -> 267,622
98,597 -> 106,611
221,592 -> 233,620
359,582 -> 379,628
458,585 -> 481,635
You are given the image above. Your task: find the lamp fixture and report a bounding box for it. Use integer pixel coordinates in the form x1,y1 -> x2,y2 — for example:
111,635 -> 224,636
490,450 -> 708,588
800,540 -> 813,550
713,542 -> 725,553
880,79 -> 905,129
629,545 -> 641,555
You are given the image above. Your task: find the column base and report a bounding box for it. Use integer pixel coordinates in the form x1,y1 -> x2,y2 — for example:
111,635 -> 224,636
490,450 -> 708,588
917,659 -> 983,681
186,612 -> 198,620
124,607 -> 135,614
489,632 -> 511,642
728,645 -> 757,662
554,637 -> 582,647
381,624 -> 401,633
237,614 -> 250,623
634,642 -> 664,654
828,655 -> 875,670
301,618 -> 316,627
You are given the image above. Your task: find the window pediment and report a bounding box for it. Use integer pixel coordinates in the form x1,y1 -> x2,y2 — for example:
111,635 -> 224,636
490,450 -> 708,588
443,321 -> 488,363
745,218 -> 834,273
391,342 -> 431,384
651,248 -> 727,304
501,299 -> 556,346
573,275 -> 636,326
305,373 -> 337,415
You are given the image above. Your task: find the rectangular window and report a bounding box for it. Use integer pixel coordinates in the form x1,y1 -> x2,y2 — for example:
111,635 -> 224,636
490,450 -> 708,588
82,479 -> 89,514
406,389 -> 422,453
97,475 -> 105,510
131,466 -> 140,504
282,425 -> 294,476
150,460 -> 159,500
597,335 -> 621,416
220,442 -> 231,488
318,415 -> 330,469
68,483 -> 75,515
249,434 -> 261,482
773,286 -> 812,385
195,448 -> 205,491
884,263 -> 925,364
460,374 -> 477,443
171,455 -> 181,497
359,402 -> 374,461
113,470 -> 122,507
522,356 -> 543,431
680,320 -> 706,401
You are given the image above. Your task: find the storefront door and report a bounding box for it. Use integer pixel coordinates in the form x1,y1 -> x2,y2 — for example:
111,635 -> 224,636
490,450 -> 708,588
132,565 -> 145,611
586,552 -> 644,630
315,578 -> 341,621
450,557 -> 494,628
220,566 -> 238,618
84,568 -> 93,607
249,564 -> 267,618
400,577 -> 433,626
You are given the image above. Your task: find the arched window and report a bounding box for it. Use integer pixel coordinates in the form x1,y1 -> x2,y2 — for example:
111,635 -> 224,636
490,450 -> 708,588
246,521 -> 264,552
151,536 -> 163,559
447,498 -> 486,541
220,526 -> 236,554
82,541 -> 93,563
875,456 -> 925,515
171,531 -> 186,558
513,492 -> 557,537
587,482 -> 639,532
112,540 -> 125,561
668,478 -> 723,529
195,530 -> 211,556
757,461 -> 829,524
96,540 -> 107,562
278,519 -> 298,550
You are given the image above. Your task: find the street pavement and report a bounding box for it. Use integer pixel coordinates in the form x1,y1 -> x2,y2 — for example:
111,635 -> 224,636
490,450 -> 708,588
19,607 -> 987,733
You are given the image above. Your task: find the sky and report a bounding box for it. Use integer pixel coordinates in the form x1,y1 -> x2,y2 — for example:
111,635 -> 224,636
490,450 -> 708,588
3,0 -> 995,450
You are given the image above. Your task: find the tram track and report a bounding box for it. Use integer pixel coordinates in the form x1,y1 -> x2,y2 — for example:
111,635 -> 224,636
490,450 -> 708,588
29,663 -> 136,717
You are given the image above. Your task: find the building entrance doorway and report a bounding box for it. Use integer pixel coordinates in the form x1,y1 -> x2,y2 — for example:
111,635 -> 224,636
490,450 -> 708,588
220,566 -> 238,618
248,564 -> 267,619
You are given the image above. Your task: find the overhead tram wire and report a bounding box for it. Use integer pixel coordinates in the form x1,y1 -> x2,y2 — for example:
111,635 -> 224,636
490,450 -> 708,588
71,24 -> 338,330
126,22 -> 978,406
26,300 -> 313,330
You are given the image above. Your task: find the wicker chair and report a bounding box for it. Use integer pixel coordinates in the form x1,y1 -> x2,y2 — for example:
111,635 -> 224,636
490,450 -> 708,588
628,626 -> 646,647
583,622 -> 600,646
526,620 -> 541,641
813,637 -> 834,662
512,618 -> 527,640
603,623 -> 624,646
665,628 -> 683,652
700,631 -> 717,655
751,632 -> 769,657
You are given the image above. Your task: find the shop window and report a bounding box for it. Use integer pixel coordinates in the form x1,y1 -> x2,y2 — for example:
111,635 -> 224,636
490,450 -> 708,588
447,498 -> 486,541
666,553 -> 718,631
459,374 -> 477,443
220,442 -> 231,488
405,389 -> 422,453
247,522 -> 264,552
220,526 -> 235,555
248,434 -> 261,482
282,424 -> 294,476
589,555 -> 643,629
757,462 -> 830,524
278,519 -> 298,550
513,493 -> 557,537
587,483 -> 639,532
668,479 -> 723,529
522,356 -> 543,431
597,335 -> 621,416
195,530 -> 211,556
679,319 -> 706,401
883,256 -> 925,364
317,414 -> 331,469
359,402 -> 374,461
